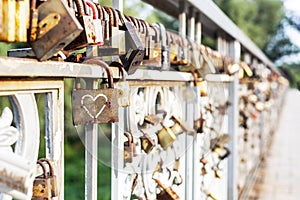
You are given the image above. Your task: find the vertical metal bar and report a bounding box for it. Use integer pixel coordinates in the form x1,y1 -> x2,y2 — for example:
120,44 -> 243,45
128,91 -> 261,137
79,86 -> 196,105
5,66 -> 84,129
227,74 -> 239,200
188,6 -> 195,40
112,0 -> 123,12
85,79 -> 98,200
45,81 -> 65,200
179,0 -> 187,37
195,12 -> 201,45
111,108 -> 125,200
227,40 -> 240,200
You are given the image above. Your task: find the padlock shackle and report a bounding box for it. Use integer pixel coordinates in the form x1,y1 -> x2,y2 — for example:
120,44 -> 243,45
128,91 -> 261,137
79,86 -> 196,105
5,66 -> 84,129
84,0 -> 98,19
37,160 -> 48,179
124,132 -> 133,144
103,7 -> 115,27
111,8 -> 121,27
110,61 -> 127,82
74,0 -> 86,16
83,58 -> 114,88
39,158 -> 55,177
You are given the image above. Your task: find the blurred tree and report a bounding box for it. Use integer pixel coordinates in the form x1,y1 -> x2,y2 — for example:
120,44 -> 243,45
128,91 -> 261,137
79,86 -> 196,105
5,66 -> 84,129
265,17 -> 300,62
213,0 -> 284,50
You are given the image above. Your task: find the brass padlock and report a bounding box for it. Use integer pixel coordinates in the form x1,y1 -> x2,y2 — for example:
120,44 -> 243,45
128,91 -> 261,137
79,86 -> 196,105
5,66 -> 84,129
32,160 -> 52,199
157,123 -> 176,150
170,115 -> 195,136
154,178 -> 180,200
0,0 -> 16,41
39,158 -> 58,197
140,132 -> 155,154
124,132 -> 134,163
110,61 -> 130,107
143,114 -> 162,126
72,58 -> 119,125
142,24 -> 161,67
29,0 -> 83,60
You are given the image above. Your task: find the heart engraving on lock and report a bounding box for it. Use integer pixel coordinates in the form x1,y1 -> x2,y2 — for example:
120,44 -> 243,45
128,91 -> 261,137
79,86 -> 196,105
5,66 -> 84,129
81,94 -> 108,119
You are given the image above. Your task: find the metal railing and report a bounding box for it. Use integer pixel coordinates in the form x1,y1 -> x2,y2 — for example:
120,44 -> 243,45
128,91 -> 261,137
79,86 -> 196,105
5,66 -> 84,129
0,0 -> 289,200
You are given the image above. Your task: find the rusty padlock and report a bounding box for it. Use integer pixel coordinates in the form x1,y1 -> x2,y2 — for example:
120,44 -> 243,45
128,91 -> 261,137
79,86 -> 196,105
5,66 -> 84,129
64,0 -> 96,50
124,132 -> 134,163
170,115 -> 195,136
32,160 -> 52,199
142,24 -> 161,67
29,0 -> 83,60
72,58 -> 119,125
39,158 -> 58,197
84,0 -> 103,45
110,61 -> 130,107
117,10 -> 145,75
157,123 -> 176,150
153,178 -> 180,200
140,132 -> 156,154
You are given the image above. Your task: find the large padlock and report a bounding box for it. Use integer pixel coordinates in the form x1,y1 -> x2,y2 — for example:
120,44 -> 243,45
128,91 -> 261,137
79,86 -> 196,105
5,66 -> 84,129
170,115 -> 195,136
153,178 -> 180,200
110,61 -> 130,107
140,132 -> 155,154
72,58 -> 119,125
63,0 -> 96,50
32,160 -> 52,199
29,0 -> 83,60
39,158 -> 58,197
117,10 -> 145,75
157,123 -> 176,150
124,132 -> 134,163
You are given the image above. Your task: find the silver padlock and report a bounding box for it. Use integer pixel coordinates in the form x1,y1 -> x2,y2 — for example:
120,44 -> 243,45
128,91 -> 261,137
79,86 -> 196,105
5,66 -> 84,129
85,0 -> 103,45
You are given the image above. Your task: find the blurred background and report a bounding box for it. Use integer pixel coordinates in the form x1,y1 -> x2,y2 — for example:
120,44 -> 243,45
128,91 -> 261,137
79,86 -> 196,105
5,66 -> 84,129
1,0 -> 299,199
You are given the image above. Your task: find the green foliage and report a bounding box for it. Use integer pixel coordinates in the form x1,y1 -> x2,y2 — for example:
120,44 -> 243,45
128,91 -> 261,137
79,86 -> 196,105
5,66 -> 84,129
214,0 -> 284,50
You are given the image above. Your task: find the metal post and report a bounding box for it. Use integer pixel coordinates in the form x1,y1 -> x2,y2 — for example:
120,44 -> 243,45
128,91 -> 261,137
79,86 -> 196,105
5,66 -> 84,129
227,40 -> 240,200
85,79 -> 98,200
112,0 -> 123,12
188,6 -> 195,40
179,0 -> 187,37
45,81 -> 65,200
195,12 -> 201,45
227,74 -> 239,200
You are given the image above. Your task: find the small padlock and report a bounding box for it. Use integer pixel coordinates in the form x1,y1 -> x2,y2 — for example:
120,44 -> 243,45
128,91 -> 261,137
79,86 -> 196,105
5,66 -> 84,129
39,158 -> 58,197
194,113 -> 206,133
72,58 -> 119,125
64,0 -> 96,50
32,160 -> 52,199
153,178 -> 180,200
124,132 -> 134,163
110,61 -> 130,107
84,0 -> 103,45
157,123 -> 176,150
142,24 -> 161,67
143,114 -> 162,126
15,0 -> 28,41
117,10 -> 145,75
154,22 -> 170,70
29,0 -> 83,60
140,132 -> 155,154
170,115 -> 195,136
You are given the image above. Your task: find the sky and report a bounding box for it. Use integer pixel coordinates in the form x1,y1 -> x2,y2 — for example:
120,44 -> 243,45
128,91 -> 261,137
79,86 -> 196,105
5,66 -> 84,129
279,0 -> 300,65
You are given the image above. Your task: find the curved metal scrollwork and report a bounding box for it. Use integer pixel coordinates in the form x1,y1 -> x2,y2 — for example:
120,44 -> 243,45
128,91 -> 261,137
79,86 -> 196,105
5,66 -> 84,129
0,94 -> 40,200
